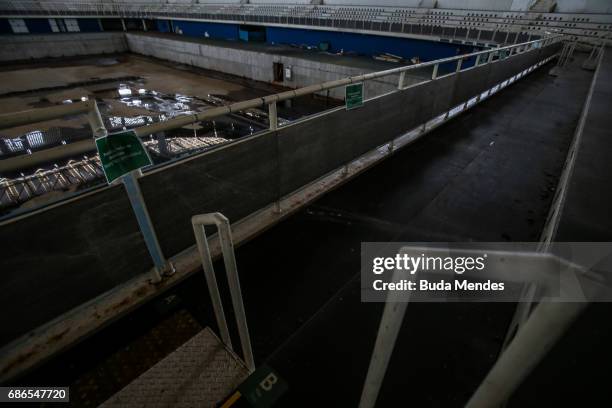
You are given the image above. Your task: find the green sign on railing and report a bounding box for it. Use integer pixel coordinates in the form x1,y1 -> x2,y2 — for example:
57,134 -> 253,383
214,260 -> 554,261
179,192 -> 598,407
345,83 -> 364,110
95,130 -> 152,184
220,365 -> 288,408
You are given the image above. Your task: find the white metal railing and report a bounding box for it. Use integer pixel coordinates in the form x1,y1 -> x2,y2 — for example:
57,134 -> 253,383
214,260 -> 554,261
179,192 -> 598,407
359,246 -> 604,408
122,34 -> 562,140
192,212 -> 255,373
0,33 -> 562,381
0,35 -> 561,168
359,46 -> 606,408
0,99 -> 170,282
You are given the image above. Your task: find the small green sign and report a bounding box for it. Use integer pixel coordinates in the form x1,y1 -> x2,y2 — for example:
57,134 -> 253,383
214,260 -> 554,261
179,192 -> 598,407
345,82 -> 364,110
233,365 -> 288,408
95,130 -> 152,184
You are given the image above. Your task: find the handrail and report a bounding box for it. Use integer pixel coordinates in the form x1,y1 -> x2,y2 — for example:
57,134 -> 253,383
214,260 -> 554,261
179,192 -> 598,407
0,34 -> 561,142
126,34 -> 561,138
0,33 -> 560,382
192,212 -> 256,373
0,100 -> 92,130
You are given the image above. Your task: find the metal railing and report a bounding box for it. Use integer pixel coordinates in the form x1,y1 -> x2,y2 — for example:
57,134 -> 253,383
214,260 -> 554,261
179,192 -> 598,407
0,99 -> 170,282
359,246 -> 602,408
359,43 -> 606,408
192,212 -> 255,372
0,33 -> 563,381
123,34 -> 562,141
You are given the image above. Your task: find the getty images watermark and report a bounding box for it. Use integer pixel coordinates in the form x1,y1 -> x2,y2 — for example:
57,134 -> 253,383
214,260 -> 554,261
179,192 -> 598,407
361,242 -> 612,302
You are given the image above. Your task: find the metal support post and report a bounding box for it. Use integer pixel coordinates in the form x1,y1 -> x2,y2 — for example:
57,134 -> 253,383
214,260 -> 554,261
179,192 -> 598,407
88,102 -> 166,283
456,58 -> 463,72
359,269 -> 410,408
156,131 -> 170,157
192,213 -> 256,373
268,101 -> 278,130
431,63 -> 439,80
398,71 -> 406,89
466,302 -> 587,408
122,171 -> 166,282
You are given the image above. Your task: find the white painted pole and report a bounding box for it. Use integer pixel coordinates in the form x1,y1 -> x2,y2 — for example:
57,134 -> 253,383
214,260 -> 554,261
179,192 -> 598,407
359,269 -> 410,408
466,301 -> 587,408
88,102 -> 165,283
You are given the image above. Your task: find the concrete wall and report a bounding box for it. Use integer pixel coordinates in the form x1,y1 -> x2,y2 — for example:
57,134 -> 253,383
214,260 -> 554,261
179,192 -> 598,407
125,33 -> 409,99
0,32 -> 127,62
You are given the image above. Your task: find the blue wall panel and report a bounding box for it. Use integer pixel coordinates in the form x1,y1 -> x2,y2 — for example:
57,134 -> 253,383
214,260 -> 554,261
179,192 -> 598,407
77,18 -> 101,32
156,20 -> 171,33
171,20 -> 238,41
0,19 -> 12,34
24,18 -> 52,34
266,27 -> 477,62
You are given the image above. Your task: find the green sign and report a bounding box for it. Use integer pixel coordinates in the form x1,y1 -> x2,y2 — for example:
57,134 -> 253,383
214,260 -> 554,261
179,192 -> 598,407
345,82 -> 364,110
220,365 -> 288,408
95,130 -> 152,184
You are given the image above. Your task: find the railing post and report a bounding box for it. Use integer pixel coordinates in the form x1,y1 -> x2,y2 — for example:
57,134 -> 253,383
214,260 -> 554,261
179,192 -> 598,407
88,101 -> 166,283
488,51 -> 495,63
192,213 -> 256,373
456,58 -> 463,72
122,171 -> 165,283
431,63 -> 439,80
398,71 -> 406,89
359,268 -> 411,408
475,54 -> 481,66
268,101 -> 278,130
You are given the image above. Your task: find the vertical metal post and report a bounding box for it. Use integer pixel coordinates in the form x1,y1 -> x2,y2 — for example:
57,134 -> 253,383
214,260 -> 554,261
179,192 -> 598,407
122,171 -> 165,282
268,101 -> 278,130
431,63 -> 439,80
475,54 -> 481,66
87,101 -> 165,283
217,217 -> 256,372
466,302 -> 588,408
359,269 -> 410,408
192,222 -> 232,348
142,19 -> 147,31
398,71 -> 406,89
456,58 -> 463,72
488,51 -> 495,63
156,131 -> 170,157
191,213 -> 256,373
121,18 -> 126,31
